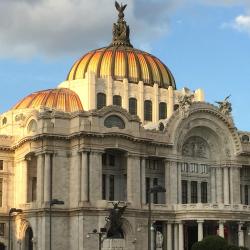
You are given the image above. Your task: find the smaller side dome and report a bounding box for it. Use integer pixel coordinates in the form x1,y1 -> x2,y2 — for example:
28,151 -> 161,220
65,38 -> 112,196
12,88 -> 83,112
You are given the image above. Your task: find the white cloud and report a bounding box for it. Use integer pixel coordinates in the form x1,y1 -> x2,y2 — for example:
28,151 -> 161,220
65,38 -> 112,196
0,0 -> 183,59
233,14 -> 250,34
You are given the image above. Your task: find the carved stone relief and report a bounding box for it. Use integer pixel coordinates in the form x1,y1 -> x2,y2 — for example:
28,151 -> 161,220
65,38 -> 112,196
182,136 -> 209,159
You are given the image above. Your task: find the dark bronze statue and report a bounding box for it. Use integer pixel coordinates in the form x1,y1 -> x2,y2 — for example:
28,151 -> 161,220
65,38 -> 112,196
115,1 -> 127,21
105,202 -> 127,238
111,2 -> 132,47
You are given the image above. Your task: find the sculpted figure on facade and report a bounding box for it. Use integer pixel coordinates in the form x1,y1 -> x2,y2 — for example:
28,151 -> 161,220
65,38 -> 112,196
216,95 -> 232,116
105,202 -> 127,238
178,94 -> 194,117
182,136 -> 209,158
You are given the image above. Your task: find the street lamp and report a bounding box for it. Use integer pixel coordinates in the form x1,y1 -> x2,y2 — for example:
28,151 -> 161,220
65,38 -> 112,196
87,228 -> 107,250
8,208 -> 23,250
148,185 -> 166,250
49,199 -> 64,250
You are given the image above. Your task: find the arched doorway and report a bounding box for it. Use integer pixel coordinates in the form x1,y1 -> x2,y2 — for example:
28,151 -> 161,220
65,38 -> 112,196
0,243 -> 5,250
24,227 -> 33,250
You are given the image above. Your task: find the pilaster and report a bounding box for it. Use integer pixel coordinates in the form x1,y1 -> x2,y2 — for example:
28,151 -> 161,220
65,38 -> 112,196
127,154 -> 141,208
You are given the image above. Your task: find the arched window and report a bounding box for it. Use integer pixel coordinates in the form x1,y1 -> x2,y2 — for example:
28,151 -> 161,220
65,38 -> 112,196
24,227 -> 33,250
104,115 -> 125,129
27,119 -> 37,134
129,98 -> 137,115
159,102 -> 167,119
97,93 -> 106,109
113,95 -> 122,106
144,100 -> 152,121
2,117 -> 7,126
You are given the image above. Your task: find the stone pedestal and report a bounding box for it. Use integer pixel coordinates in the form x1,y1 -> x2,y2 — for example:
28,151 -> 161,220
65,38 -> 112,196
102,239 -> 125,250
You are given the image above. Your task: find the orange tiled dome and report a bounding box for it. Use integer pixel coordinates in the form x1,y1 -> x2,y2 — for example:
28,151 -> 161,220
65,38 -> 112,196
12,88 -> 83,112
67,46 -> 176,89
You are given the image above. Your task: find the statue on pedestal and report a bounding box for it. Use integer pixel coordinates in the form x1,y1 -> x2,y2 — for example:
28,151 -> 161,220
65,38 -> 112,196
105,202 -> 127,239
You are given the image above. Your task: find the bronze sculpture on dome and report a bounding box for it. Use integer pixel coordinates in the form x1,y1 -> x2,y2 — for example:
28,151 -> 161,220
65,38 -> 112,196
112,2 -> 132,47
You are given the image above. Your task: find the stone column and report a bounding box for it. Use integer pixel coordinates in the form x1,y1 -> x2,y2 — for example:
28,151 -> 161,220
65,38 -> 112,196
218,221 -> 224,238
123,78 -> 129,110
165,161 -> 171,204
210,167 -> 216,203
138,81 -> 144,122
223,167 -> 229,204
230,167 -> 241,204
167,221 -> 172,250
89,151 -> 102,202
238,222 -> 245,247
187,181 -> 191,204
81,152 -> 89,202
127,154 -> 141,207
197,220 -> 204,241
177,163 -> 182,204
216,168 -> 223,204
167,86 -> 174,118
167,161 -> 178,204
44,154 -> 51,203
22,159 -> 28,204
153,83 -> 159,123
141,157 -> 146,204
198,182 -> 201,203
36,154 -> 44,206
107,75 -> 113,106
178,221 -> 184,250
174,223 -> 178,250
2,178 -> 7,207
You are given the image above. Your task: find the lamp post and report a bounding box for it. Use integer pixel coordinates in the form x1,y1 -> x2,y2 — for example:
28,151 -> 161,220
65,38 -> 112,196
87,228 -> 107,250
8,208 -> 23,250
49,199 -> 64,250
148,185 -> 166,250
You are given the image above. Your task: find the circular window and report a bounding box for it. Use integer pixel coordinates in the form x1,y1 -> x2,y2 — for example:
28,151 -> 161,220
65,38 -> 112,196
242,135 -> 249,143
104,115 -> 125,129
27,119 -> 38,133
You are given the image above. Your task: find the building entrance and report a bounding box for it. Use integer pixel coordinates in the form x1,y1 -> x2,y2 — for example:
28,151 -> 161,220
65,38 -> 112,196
185,222 -> 198,250
0,243 -> 5,250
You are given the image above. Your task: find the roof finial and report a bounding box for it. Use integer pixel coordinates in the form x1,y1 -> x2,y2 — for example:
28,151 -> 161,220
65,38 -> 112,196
111,1 -> 133,47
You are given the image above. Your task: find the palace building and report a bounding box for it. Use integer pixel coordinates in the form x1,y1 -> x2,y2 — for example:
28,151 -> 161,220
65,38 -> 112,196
0,2 -> 250,250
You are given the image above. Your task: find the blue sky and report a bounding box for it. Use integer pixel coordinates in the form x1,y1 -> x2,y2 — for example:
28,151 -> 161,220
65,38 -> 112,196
0,0 -> 249,131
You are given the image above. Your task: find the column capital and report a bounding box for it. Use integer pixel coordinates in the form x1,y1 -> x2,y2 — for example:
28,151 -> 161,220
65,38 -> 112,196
197,219 -> 204,223
218,220 -> 226,224
166,220 -> 174,224
89,149 -> 104,155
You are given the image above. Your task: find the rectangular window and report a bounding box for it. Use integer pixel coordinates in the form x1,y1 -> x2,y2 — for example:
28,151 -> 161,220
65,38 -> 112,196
245,185 -> 248,205
109,175 -> 114,201
0,223 -> 4,236
0,178 -> 2,207
146,177 -> 150,203
182,180 -> 188,204
0,160 -> 3,170
102,174 -> 106,200
109,155 -> 115,166
191,181 -> 198,203
201,182 -> 208,203
102,154 -> 107,166
153,178 -> 158,204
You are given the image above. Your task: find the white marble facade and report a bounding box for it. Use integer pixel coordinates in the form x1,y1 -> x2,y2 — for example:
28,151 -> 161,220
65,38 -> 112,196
0,94 -> 249,250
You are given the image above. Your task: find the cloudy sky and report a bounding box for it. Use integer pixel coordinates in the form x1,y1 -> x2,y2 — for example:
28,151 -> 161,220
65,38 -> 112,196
0,0 -> 249,130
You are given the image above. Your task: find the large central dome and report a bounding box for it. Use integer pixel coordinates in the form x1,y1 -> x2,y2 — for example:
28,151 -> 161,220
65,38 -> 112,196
66,2 -> 176,89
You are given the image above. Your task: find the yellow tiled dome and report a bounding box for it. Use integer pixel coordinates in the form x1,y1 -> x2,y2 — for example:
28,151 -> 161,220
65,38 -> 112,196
12,88 -> 83,112
67,46 -> 176,89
